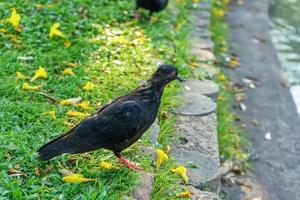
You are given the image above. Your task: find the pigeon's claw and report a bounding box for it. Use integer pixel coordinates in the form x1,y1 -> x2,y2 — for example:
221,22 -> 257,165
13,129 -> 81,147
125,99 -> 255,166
117,155 -> 144,172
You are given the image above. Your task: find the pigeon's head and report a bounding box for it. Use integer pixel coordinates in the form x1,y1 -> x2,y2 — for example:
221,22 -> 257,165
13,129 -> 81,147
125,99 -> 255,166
151,64 -> 183,84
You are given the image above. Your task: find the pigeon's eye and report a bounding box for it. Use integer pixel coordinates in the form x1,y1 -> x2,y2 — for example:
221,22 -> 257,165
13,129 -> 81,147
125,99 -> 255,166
171,71 -> 176,76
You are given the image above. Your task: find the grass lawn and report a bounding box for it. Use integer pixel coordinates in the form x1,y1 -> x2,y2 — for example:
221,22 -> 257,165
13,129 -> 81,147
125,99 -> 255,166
0,0 -> 193,199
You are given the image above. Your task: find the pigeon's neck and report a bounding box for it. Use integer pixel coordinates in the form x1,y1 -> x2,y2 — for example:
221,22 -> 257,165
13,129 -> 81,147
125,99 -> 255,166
131,79 -> 166,101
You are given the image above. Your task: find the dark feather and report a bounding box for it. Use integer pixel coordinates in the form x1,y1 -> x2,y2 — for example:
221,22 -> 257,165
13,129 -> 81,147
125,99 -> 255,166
136,0 -> 169,13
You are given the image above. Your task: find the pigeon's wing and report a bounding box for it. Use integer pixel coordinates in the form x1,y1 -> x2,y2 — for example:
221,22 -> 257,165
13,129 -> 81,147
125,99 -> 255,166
37,100 -> 148,160
76,100 -> 148,147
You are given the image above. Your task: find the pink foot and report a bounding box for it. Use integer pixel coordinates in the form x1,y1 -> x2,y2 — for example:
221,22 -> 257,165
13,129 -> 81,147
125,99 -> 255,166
117,156 -> 144,172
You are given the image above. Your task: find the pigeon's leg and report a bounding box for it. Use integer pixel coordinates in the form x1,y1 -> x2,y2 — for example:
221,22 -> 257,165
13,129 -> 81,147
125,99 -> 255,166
114,152 -> 144,171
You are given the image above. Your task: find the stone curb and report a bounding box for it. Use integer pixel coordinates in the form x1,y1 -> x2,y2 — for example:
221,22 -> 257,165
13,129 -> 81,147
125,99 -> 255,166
171,1 -> 222,199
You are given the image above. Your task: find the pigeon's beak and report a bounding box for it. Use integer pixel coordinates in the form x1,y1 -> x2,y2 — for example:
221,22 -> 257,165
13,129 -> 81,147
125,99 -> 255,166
176,76 -> 184,82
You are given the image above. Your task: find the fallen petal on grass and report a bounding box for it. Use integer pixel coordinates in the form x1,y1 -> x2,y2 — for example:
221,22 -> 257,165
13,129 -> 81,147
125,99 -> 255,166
67,110 -> 88,118
22,82 -> 41,91
63,68 -> 75,76
175,190 -> 192,198
76,101 -> 91,110
100,161 -> 117,170
16,71 -> 26,80
64,41 -> 72,47
2,8 -> 21,28
170,165 -> 189,184
156,149 -> 168,169
62,173 -> 94,183
49,22 -> 66,38
83,81 -> 95,91
43,110 -> 56,119
31,66 -> 47,81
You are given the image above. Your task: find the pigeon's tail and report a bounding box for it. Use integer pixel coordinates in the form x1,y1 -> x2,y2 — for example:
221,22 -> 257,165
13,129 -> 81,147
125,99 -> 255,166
37,128 -> 102,161
37,133 -> 69,161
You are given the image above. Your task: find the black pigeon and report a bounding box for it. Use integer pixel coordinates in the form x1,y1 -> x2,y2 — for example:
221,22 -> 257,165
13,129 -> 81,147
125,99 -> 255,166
135,0 -> 169,19
37,64 -> 182,171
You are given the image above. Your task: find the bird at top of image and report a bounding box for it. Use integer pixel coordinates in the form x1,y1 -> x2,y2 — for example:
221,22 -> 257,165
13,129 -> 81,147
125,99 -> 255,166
37,64 -> 182,171
135,0 -> 169,20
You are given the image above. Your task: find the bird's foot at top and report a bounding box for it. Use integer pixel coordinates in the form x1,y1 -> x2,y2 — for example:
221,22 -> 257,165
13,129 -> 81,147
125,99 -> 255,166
117,156 -> 144,172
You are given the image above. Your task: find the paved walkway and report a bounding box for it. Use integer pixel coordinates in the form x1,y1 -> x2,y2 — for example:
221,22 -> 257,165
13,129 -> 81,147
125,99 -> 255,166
225,0 -> 300,199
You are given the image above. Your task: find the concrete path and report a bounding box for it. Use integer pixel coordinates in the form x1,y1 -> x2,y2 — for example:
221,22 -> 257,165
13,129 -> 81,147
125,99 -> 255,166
224,0 -> 300,199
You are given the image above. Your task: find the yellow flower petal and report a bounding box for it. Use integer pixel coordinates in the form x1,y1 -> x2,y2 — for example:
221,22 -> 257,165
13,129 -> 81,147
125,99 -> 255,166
218,74 -> 226,82
63,68 -> 75,76
176,191 -> 192,198
60,99 -> 73,106
67,110 -> 87,118
212,8 -> 224,18
31,66 -> 47,82
63,61 -> 78,67
49,22 -> 66,39
22,82 -> 41,91
76,101 -> 91,110
229,55 -> 240,68
83,81 -> 95,91
43,110 -> 56,119
62,173 -> 94,183
100,161 -> 116,170
163,145 -> 171,154
3,8 -> 21,28
16,71 -> 26,80
156,149 -> 168,169
170,165 -> 189,184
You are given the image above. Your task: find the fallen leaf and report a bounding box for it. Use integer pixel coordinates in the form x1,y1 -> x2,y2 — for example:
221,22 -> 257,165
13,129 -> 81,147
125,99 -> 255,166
63,68 -> 75,76
83,81 -> 95,91
229,54 -> 240,68
252,119 -> 258,126
22,82 -> 41,91
31,66 -> 48,81
62,173 -> 94,183
156,149 -> 168,169
64,41 -> 71,47
49,22 -> 66,38
6,34 -> 21,44
176,190 -> 192,198
8,168 -> 28,177
235,93 -> 246,102
35,167 -> 42,177
240,124 -> 246,129
59,169 -> 74,176
170,165 -> 188,184
163,145 -> 171,154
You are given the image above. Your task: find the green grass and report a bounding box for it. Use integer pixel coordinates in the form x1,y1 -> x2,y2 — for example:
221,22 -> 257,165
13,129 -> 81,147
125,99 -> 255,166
0,0 -> 193,199
210,0 -> 249,165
